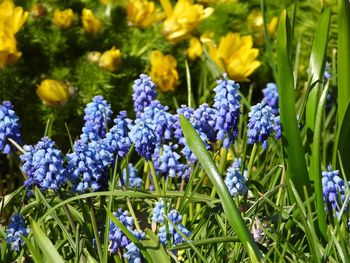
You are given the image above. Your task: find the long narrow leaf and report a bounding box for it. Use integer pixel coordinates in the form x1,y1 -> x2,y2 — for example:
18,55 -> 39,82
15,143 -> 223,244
276,10 -> 310,197
337,0 -> 350,122
31,220 -> 65,263
179,115 -> 263,261
309,81 -> 329,239
305,8 -> 331,155
334,0 -> 350,177
141,229 -> 171,263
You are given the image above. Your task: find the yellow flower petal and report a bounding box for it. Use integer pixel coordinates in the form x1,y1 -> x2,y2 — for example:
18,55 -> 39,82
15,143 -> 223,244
36,79 -> 71,107
81,8 -> 102,34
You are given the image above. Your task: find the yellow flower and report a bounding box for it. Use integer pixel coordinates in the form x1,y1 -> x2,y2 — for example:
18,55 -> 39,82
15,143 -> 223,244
52,9 -> 74,29
36,79 -> 71,107
0,30 -> 21,68
99,47 -> 122,72
0,0 -> 28,35
150,50 -> 178,92
127,0 -> 158,28
30,4 -> 46,18
187,37 -> 202,60
87,51 -> 101,63
208,33 -> 261,82
248,10 -> 278,45
163,0 -> 213,43
200,31 -> 214,44
268,17 -> 278,36
81,8 -> 102,34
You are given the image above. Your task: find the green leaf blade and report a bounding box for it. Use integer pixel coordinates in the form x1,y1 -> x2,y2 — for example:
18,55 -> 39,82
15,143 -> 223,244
276,10 -> 310,197
179,115 -> 263,261
31,220 -> 65,263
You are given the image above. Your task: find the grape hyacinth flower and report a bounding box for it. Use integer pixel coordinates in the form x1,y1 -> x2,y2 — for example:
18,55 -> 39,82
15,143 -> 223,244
247,102 -> 275,149
194,103 -> 218,142
262,83 -> 279,116
152,200 -> 165,224
324,62 -> 331,83
322,165 -> 348,212
81,96 -> 112,142
0,101 -> 22,154
124,242 -> 142,263
5,214 -> 30,251
225,165 -> 247,197
109,208 -> 145,255
140,100 -> 174,141
159,144 -> 184,178
132,74 -> 157,117
157,209 -> 191,246
66,139 -> 113,192
103,111 -> 132,159
213,74 -> 241,148
119,163 -> 143,189
129,119 -> 157,160
20,137 -> 66,193
174,105 -> 210,163
274,116 -> 281,140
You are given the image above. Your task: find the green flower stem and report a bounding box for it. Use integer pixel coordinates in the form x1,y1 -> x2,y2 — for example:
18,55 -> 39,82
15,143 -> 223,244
103,159 -> 119,263
246,144 -> 258,179
211,147 -> 228,197
148,161 -> 161,196
62,202 -> 76,235
144,161 -> 150,190
88,198 -> 103,261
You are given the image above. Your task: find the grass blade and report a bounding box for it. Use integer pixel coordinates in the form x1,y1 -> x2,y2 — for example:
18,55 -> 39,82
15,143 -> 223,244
31,220 -> 65,263
337,0 -> 350,122
276,10 -> 310,197
141,229 -> 171,263
309,81 -> 329,239
334,0 -> 350,176
179,115 -> 263,261
305,9 -> 331,151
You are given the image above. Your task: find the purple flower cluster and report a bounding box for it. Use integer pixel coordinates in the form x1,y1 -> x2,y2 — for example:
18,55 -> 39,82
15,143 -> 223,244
132,74 -> 157,117
66,139 -> 113,192
0,101 -> 22,154
225,165 -> 247,197
20,137 -> 66,193
119,163 -> 143,189
140,100 -> 174,142
322,165 -> 348,213
109,208 -> 145,262
5,214 -> 30,251
157,209 -> 191,246
81,96 -> 112,142
129,119 -> 157,160
103,111 -> 132,159
247,102 -> 275,149
262,83 -> 279,116
213,74 -> 241,148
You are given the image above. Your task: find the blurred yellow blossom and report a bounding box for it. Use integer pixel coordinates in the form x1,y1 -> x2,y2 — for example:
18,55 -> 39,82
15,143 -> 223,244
163,0 -> 213,43
127,0 -> 158,28
81,8 -> 102,34
0,0 -> 27,68
187,37 -> 202,60
0,30 -> 21,68
36,79 -> 71,107
87,51 -> 102,63
208,32 -> 261,81
150,50 -> 178,92
99,47 -> 122,72
248,10 -> 278,45
268,17 -> 278,36
30,4 -> 46,18
52,9 -> 74,29
0,0 -> 28,34
200,31 -> 214,44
